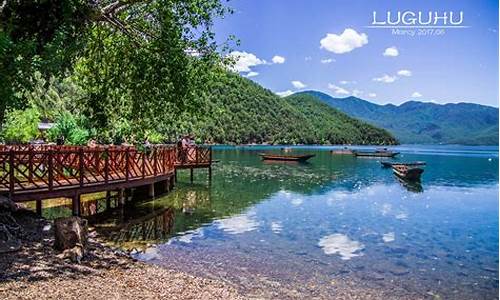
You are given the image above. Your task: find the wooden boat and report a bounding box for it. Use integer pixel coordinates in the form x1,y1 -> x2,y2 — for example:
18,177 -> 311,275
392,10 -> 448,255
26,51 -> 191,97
331,148 -> 353,155
259,153 -> 315,162
381,161 -> 426,168
392,164 -> 424,181
353,150 -> 399,158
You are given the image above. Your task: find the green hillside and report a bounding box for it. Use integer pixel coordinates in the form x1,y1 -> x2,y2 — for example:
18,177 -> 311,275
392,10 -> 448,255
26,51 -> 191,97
185,73 -> 397,145
299,91 -> 499,145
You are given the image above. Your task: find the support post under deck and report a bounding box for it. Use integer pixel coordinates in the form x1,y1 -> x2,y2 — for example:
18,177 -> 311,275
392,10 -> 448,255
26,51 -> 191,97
105,190 -> 111,209
148,183 -> 155,198
72,193 -> 81,216
36,199 -> 42,217
118,188 -> 125,206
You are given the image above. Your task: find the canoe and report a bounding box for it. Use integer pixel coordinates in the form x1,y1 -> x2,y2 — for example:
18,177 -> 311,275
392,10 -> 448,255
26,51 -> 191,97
381,161 -> 426,168
354,151 -> 399,158
259,153 -> 315,162
392,164 -> 424,181
331,149 -> 353,155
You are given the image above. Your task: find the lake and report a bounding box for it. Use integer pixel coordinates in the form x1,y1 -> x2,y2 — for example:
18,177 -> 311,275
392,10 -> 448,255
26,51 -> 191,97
86,145 -> 498,299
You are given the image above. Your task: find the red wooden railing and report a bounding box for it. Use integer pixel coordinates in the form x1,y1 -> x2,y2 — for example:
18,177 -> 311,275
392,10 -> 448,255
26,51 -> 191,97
175,145 -> 212,166
0,145 -> 176,196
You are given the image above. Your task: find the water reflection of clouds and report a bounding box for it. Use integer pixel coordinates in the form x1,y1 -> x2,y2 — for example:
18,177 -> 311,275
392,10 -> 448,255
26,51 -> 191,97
136,246 -> 161,261
382,232 -> 395,243
290,198 -> 303,206
168,228 -> 204,244
318,233 -> 364,260
270,221 -> 283,233
216,213 -> 259,234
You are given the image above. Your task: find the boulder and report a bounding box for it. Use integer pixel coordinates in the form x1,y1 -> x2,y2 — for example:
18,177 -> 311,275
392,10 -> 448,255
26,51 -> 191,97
54,216 -> 88,262
0,223 -> 21,253
0,195 -> 18,212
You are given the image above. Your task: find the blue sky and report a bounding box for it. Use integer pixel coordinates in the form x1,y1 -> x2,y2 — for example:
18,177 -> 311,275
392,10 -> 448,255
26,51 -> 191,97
214,0 -> 499,106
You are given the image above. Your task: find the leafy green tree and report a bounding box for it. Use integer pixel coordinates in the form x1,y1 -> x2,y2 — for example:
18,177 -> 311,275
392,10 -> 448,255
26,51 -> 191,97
1,108 -> 41,143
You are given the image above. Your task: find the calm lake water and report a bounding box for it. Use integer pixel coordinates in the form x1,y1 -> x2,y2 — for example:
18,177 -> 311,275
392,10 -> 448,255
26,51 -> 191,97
78,145 -> 498,299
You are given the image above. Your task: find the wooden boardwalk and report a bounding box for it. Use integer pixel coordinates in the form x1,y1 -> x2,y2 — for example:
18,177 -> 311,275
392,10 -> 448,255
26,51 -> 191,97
0,144 -> 212,215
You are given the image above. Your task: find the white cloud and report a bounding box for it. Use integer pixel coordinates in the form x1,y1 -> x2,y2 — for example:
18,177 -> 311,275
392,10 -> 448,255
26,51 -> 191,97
276,90 -> 294,97
383,46 -> 399,57
245,71 -> 259,77
292,80 -> 307,89
411,92 -> 422,98
368,93 -> 377,98
328,83 -> 350,95
305,56 -> 312,61
320,58 -> 335,64
320,28 -> 368,54
352,89 -> 363,97
373,74 -> 397,83
397,69 -> 412,77
272,55 -> 286,64
228,51 -> 266,73
339,80 -> 356,85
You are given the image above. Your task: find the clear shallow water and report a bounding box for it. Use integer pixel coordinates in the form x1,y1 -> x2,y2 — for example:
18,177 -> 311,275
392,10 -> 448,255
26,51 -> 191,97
88,145 -> 498,299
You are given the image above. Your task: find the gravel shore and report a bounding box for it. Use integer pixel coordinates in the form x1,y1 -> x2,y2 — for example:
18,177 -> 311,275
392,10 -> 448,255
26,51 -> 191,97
0,211 -> 243,300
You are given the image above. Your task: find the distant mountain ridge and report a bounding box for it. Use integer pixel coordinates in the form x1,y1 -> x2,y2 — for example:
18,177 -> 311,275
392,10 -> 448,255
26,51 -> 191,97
296,90 -> 499,145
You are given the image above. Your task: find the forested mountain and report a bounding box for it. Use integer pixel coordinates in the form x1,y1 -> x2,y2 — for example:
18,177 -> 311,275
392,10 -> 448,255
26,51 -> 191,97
298,91 -> 499,145
186,73 -> 397,145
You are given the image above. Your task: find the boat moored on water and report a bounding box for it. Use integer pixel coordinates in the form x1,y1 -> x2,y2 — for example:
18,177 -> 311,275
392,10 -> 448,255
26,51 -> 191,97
381,161 -> 426,168
353,148 -> 399,158
392,164 -> 424,181
331,147 -> 353,155
259,153 -> 315,162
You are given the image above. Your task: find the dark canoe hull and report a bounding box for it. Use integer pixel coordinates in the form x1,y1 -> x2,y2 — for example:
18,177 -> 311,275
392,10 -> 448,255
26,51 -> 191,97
381,161 -> 426,168
331,150 -> 353,155
259,154 -> 315,162
392,165 -> 424,181
354,151 -> 399,158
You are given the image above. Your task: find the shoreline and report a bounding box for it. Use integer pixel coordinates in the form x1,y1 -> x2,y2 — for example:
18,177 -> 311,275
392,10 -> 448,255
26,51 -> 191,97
0,210 -> 243,300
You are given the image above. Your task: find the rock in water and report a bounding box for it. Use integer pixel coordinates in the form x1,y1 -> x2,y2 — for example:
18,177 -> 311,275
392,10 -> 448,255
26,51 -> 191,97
54,217 -> 88,262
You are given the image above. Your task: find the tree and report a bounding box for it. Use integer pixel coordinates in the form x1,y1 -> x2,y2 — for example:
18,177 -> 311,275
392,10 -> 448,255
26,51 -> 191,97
0,0 -> 233,128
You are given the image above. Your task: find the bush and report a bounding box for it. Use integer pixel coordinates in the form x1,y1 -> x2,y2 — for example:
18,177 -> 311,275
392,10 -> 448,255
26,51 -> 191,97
47,112 -> 90,145
1,108 -> 41,143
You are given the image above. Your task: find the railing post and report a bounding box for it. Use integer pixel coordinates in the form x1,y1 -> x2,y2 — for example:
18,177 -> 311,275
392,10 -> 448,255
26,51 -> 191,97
153,148 -> 157,176
104,148 -> 109,184
125,147 -> 130,182
28,146 -> 33,182
95,148 -> 100,171
79,148 -> 84,187
142,150 -> 146,178
196,146 -> 199,165
48,149 -> 53,191
9,149 -> 14,197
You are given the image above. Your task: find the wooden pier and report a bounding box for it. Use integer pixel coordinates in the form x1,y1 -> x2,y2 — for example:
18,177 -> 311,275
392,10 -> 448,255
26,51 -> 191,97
0,144 -> 212,216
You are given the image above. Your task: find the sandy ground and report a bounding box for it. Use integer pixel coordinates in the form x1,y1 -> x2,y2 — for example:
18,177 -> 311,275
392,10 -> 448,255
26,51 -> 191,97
0,210 -> 243,300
